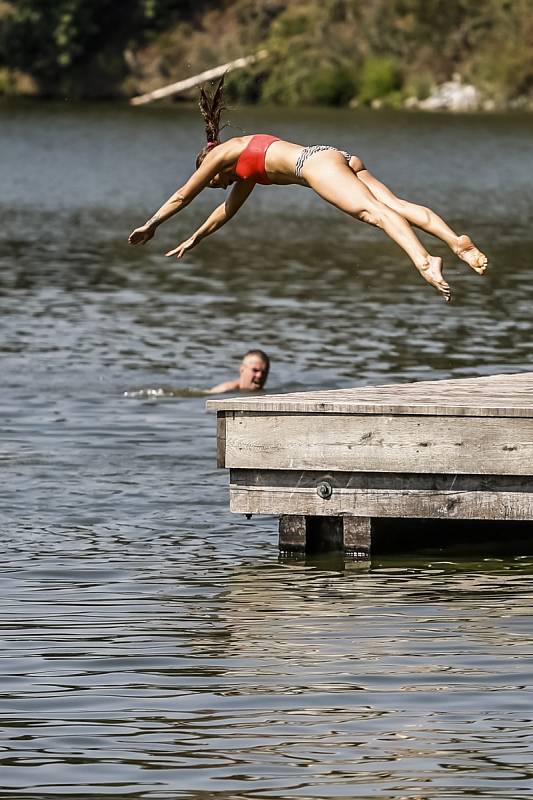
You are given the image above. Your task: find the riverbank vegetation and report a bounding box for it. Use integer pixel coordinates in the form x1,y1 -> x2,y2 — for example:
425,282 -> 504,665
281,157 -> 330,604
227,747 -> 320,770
1,0 -> 532,109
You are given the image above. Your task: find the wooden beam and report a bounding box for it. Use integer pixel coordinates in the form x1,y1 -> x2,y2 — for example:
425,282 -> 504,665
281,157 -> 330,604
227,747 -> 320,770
230,470 -> 533,520
232,486 -> 533,520
130,51 -> 268,106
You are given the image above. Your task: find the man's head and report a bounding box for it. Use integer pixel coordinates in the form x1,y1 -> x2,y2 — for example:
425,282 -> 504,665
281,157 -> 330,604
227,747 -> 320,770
238,350 -> 270,391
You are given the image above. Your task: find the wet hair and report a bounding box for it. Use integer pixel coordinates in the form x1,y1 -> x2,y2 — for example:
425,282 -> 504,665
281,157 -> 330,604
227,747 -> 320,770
196,75 -> 226,168
243,349 -> 270,373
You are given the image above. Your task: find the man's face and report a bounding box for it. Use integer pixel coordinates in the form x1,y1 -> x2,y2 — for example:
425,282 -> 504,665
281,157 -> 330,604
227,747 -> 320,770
239,355 -> 268,391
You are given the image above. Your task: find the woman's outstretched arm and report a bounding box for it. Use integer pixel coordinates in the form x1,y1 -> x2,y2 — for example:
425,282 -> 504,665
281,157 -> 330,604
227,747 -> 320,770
128,144 -> 235,246
164,179 -> 255,260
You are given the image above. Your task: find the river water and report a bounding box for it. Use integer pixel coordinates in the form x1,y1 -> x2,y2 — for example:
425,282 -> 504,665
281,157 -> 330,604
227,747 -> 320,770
1,102 -> 533,798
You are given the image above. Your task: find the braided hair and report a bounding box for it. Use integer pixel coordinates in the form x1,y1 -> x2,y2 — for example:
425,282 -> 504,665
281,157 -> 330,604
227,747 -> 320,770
196,75 -> 226,168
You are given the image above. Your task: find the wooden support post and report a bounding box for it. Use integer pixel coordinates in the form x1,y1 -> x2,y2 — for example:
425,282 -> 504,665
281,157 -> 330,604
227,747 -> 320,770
343,516 -> 372,558
279,515 -> 372,558
279,515 -> 307,554
217,412 -> 226,468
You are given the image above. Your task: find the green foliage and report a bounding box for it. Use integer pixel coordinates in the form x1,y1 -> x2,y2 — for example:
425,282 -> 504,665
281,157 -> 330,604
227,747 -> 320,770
357,56 -> 402,105
0,0 -> 219,98
463,0 -> 533,103
260,58 -> 357,106
258,3 -> 360,105
403,73 -> 432,102
271,11 -> 309,38
306,64 -> 357,106
1,0 -> 533,106
224,63 -> 269,104
1,1 -> 133,96
0,68 -> 14,94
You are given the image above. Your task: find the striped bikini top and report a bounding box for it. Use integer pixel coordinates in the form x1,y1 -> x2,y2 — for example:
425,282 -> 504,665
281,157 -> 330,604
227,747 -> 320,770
235,134 -> 280,185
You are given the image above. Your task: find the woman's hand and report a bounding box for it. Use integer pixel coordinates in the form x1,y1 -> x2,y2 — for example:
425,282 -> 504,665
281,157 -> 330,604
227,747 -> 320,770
165,236 -> 197,260
128,221 -> 156,246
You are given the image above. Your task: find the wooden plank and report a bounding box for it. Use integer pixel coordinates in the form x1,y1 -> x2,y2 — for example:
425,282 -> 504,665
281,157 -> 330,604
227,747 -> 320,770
230,486 -> 533,520
207,371 -> 533,417
224,412 -> 533,475
216,412 -> 226,469
230,469 -> 533,492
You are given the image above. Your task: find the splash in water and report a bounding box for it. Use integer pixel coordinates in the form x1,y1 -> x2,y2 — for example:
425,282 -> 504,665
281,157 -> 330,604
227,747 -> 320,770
123,386 -> 209,399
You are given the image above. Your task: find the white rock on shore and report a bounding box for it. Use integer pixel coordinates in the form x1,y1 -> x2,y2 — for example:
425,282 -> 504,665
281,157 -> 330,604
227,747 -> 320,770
405,74 -> 481,111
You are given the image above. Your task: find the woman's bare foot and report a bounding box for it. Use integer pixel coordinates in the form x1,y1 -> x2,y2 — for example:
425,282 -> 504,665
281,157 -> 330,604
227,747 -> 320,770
418,255 -> 451,302
454,234 -> 488,274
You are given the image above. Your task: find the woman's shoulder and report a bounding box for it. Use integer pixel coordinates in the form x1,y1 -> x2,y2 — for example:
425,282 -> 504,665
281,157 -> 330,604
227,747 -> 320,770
212,136 -> 251,161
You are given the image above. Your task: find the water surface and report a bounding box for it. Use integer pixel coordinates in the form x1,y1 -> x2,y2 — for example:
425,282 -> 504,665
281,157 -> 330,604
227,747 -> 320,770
1,102 -> 533,798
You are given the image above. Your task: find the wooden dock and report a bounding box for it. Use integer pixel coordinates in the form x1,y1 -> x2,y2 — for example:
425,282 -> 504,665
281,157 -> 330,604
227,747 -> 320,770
207,372 -> 533,557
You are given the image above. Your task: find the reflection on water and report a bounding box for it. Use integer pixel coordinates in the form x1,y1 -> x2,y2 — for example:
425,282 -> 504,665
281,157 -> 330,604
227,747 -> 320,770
1,101 -> 533,798
2,548 -> 533,797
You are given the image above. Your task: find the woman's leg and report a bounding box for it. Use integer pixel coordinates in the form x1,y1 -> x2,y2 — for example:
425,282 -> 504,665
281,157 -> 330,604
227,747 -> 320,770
356,167 -> 487,275
303,154 -> 451,300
